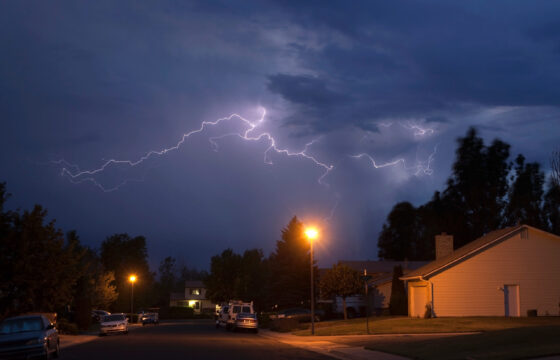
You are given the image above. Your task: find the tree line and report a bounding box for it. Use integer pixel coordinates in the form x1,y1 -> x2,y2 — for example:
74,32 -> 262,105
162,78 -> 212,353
203,217 -> 318,312
378,128 -> 560,261
0,182 -> 205,328
203,217 -> 372,320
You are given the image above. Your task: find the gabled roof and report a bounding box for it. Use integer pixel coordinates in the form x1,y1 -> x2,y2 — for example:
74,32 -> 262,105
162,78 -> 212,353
401,225 -> 525,280
338,260 -> 429,274
185,280 -> 205,288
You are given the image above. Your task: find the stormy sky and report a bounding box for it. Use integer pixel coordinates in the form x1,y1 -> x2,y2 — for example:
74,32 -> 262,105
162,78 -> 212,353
1,1 -> 559,270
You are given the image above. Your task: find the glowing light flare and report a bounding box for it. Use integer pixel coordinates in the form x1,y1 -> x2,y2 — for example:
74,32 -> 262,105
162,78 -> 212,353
129,275 -> 137,283
304,227 -> 319,241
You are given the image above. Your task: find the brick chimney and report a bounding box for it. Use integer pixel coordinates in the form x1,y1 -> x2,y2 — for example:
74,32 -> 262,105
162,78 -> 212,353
435,232 -> 453,260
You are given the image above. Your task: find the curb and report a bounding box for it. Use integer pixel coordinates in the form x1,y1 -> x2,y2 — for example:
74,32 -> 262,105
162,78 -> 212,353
258,329 -> 411,360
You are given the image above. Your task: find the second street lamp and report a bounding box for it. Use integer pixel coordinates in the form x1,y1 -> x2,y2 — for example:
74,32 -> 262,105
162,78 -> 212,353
304,227 -> 318,336
129,275 -> 137,315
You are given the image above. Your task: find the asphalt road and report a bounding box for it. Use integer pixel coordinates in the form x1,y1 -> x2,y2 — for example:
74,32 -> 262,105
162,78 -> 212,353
62,320 -> 335,360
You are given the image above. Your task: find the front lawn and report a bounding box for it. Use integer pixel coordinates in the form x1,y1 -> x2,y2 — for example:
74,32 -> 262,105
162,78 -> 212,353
365,325 -> 560,360
291,316 -> 560,336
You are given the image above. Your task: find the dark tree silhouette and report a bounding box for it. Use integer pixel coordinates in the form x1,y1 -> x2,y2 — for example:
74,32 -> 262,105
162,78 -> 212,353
443,128 -> 511,247
544,150 -> 560,235
101,233 -> 154,312
319,264 -> 362,320
505,154 -> 545,228
389,265 -> 407,316
378,202 -> 422,260
269,216 -> 317,309
204,249 -> 242,304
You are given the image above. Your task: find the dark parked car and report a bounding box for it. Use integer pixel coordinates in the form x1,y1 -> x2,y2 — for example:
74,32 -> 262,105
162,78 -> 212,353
0,314 -> 60,359
91,310 -> 110,322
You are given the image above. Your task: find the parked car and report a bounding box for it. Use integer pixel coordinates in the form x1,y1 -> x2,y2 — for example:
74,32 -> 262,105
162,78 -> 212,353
226,301 -> 254,330
141,312 -> 159,325
91,309 -> 110,322
234,313 -> 258,333
270,308 -> 322,322
0,314 -> 60,359
99,313 -> 128,336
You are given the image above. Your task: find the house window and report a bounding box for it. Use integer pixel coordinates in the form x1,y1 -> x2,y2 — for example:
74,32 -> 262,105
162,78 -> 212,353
188,300 -> 200,309
190,288 -> 200,295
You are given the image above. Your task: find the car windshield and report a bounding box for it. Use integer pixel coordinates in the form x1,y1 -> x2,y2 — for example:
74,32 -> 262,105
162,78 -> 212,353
103,315 -> 125,322
233,306 -> 241,313
0,317 -> 43,334
242,306 -> 251,313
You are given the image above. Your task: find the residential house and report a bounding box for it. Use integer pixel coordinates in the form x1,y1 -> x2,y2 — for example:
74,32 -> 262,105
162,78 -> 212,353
169,280 -> 217,314
319,260 -> 427,316
401,225 -> 560,317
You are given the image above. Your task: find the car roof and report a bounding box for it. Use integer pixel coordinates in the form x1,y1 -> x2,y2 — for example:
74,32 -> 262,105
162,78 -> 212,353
2,315 -> 45,321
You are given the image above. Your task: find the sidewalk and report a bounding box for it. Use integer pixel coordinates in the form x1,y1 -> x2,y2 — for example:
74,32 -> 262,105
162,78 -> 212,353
259,329 -> 410,360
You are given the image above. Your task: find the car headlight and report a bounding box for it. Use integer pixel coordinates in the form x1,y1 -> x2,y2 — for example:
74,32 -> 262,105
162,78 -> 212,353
26,337 -> 46,345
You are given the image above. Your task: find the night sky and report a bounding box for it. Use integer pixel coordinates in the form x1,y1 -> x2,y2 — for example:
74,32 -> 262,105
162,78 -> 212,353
2,1 -> 559,270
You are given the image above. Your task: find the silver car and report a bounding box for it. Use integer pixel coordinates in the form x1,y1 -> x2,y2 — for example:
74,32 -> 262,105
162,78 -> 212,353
0,315 -> 60,359
234,313 -> 258,333
99,313 -> 129,336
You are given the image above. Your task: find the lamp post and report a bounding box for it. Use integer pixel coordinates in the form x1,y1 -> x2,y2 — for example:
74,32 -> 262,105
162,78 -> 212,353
129,275 -> 137,315
304,227 -> 318,335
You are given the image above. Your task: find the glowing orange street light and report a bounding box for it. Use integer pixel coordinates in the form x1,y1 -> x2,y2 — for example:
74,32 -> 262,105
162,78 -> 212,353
305,227 -> 319,241
129,275 -> 137,314
304,227 -> 319,335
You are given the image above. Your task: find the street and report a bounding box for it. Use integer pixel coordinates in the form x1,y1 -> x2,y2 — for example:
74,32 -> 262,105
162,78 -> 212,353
62,320 -> 335,360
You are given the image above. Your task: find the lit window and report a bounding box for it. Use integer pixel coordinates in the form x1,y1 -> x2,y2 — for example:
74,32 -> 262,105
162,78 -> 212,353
191,289 -> 200,295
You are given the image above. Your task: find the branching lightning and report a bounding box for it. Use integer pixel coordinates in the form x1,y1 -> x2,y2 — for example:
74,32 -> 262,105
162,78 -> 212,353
351,144 -> 438,176
54,108 -> 438,204
55,109 -> 334,192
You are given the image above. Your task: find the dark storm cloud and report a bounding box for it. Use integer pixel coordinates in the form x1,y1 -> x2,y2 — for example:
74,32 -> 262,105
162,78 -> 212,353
267,74 -> 347,107
425,116 -> 449,124
1,0 -> 559,270
267,0 -> 560,132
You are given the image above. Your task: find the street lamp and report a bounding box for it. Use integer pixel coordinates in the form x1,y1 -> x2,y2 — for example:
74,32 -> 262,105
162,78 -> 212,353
304,227 -> 318,335
129,274 -> 137,315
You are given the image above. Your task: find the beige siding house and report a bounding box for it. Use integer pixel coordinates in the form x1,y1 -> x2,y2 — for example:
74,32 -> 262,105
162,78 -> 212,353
401,225 -> 560,317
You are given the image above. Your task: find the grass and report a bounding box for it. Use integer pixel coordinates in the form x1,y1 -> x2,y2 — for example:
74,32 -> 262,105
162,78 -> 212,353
291,316 -> 560,336
365,325 -> 560,360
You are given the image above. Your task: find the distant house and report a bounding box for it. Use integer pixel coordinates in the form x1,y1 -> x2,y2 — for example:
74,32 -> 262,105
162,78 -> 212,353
169,280 -> 217,314
319,260 -> 427,316
401,225 -> 560,317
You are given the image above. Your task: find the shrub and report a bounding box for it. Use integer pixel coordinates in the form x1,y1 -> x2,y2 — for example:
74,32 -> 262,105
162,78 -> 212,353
56,318 -> 79,335
389,265 -> 408,316
163,306 -> 195,319
258,313 -> 272,329
424,304 -> 432,319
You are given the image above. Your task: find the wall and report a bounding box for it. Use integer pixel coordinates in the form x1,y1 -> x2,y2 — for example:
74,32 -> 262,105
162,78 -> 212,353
428,228 -> 560,317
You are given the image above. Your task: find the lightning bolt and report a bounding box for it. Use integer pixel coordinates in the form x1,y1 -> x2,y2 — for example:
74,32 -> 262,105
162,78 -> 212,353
351,144 -> 438,176
54,106 -> 438,226
400,122 -> 435,137
54,109 -> 334,192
